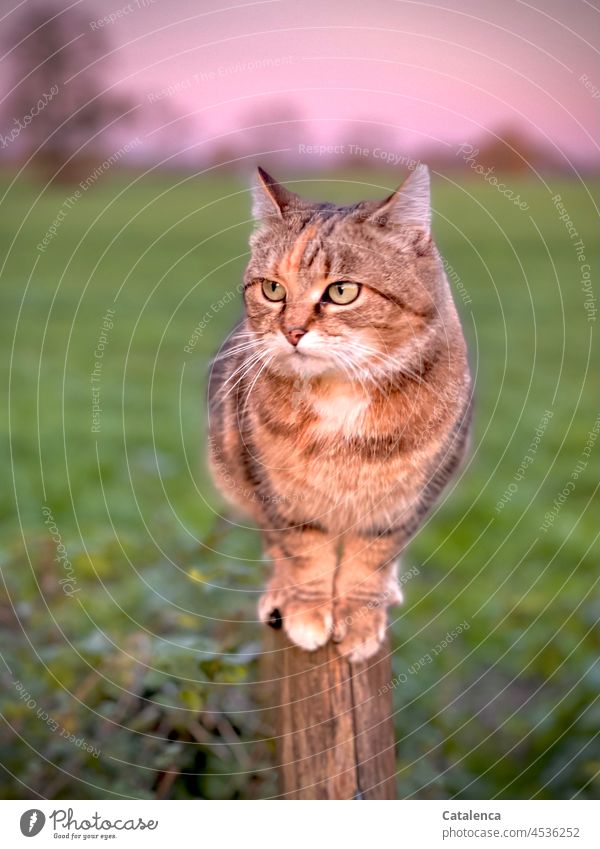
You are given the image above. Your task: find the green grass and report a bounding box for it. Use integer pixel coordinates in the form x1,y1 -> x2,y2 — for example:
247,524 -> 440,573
0,167 -> 598,799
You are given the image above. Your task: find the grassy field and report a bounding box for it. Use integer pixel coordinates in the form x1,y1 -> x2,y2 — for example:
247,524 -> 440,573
0,167 -> 598,799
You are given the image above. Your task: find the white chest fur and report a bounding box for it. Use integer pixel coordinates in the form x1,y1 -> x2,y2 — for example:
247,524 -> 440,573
311,387 -> 370,435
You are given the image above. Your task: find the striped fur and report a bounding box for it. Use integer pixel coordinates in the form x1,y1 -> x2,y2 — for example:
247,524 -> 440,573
208,166 -> 472,661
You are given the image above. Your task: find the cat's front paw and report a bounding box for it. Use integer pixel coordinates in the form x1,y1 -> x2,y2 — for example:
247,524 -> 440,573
259,589 -> 333,651
332,598 -> 388,663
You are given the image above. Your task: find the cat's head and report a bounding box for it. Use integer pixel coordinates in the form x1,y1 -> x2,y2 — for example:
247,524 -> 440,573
243,165 -> 451,385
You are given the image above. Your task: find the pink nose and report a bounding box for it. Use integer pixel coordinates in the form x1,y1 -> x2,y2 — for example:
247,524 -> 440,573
284,326 -> 307,347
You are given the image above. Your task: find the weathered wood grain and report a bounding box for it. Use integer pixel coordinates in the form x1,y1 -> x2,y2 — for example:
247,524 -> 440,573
270,633 -> 396,799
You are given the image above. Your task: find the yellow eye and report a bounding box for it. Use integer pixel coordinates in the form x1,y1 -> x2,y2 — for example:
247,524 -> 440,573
261,279 -> 286,302
325,281 -> 360,305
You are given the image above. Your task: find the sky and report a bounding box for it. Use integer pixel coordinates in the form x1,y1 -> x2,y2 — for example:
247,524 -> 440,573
2,0 -> 599,168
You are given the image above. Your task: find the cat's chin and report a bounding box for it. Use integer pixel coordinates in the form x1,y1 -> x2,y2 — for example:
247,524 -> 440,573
262,330 -> 341,378
272,349 -> 337,378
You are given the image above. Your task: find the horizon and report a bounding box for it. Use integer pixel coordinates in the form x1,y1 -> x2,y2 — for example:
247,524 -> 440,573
0,0 -> 598,172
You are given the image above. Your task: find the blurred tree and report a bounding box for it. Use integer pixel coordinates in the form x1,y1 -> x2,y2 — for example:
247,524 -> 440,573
0,3 -> 136,182
459,126 -> 562,173
235,99 -> 308,169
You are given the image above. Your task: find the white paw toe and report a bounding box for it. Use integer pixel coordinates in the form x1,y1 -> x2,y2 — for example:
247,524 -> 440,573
285,609 -> 333,651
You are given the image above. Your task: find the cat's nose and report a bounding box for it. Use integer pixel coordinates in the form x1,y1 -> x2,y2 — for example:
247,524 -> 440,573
284,326 -> 307,347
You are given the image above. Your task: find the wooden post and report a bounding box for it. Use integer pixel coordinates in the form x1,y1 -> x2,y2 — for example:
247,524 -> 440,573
270,632 -> 396,799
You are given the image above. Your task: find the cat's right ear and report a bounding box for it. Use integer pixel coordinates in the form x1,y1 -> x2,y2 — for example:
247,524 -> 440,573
370,164 -> 431,241
251,167 -> 301,221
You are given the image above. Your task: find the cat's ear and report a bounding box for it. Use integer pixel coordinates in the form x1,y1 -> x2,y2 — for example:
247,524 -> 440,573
371,164 -> 431,239
251,167 -> 301,220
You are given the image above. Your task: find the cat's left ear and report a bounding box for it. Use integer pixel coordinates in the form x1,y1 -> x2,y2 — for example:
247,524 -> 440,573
371,164 -> 431,240
251,166 -> 303,221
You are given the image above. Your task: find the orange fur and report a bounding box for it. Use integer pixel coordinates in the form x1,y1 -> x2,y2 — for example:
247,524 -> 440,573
208,167 -> 471,662
278,225 -> 317,276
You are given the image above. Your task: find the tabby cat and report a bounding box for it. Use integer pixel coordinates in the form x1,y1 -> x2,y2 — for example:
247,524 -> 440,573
208,165 -> 472,662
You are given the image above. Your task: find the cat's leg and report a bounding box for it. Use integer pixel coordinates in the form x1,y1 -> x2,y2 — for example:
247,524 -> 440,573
258,526 -> 337,651
333,534 -> 404,662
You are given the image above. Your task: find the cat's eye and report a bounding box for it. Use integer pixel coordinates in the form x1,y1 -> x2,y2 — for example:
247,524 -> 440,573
324,281 -> 360,305
261,279 -> 286,302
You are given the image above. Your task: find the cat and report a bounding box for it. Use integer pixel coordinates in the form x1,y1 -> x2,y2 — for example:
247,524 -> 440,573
208,165 -> 472,662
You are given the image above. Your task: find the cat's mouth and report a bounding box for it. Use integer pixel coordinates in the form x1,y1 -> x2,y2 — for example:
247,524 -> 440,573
264,332 -> 334,376
281,344 -> 325,363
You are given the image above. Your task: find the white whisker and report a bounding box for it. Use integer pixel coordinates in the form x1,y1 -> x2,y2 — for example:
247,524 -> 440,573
211,340 -> 262,362
216,350 -> 268,403
347,340 -> 426,388
240,353 -> 275,420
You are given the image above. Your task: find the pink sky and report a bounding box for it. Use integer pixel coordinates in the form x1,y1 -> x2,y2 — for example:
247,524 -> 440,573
5,0 -> 600,167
